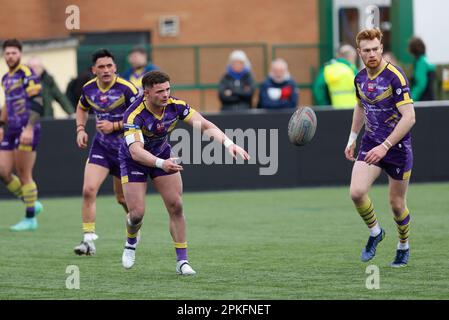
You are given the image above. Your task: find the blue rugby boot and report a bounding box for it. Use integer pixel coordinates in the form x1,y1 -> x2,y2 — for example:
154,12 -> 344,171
10,217 -> 38,231
390,249 -> 409,268
360,228 -> 385,262
34,201 -> 43,216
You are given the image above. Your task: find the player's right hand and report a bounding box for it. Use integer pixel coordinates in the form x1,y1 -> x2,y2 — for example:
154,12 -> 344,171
344,143 -> 356,162
162,157 -> 183,173
228,144 -> 250,160
20,126 -> 34,146
0,127 -> 4,142
77,130 -> 88,149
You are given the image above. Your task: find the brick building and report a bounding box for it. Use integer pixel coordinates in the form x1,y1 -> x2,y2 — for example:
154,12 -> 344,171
0,0 -> 320,111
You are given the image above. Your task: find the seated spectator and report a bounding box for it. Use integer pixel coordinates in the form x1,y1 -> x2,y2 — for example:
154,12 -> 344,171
312,44 -> 358,109
27,56 -> 75,118
122,46 -> 158,89
408,37 -> 435,101
257,58 -> 298,109
218,50 -> 256,111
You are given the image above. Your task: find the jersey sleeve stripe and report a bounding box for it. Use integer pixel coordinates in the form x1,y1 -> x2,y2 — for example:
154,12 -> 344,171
19,65 -> 32,77
82,78 -> 97,88
387,64 -> 406,86
78,100 -> 90,111
124,128 -> 139,136
396,93 -> 414,107
126,103 -> 145,124
168,97 -> 187,106
182,108 -> 196,122
117,77 -> 139,95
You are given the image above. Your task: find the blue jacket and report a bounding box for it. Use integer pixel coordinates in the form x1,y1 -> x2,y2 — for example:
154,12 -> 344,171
257,77 -> 298,109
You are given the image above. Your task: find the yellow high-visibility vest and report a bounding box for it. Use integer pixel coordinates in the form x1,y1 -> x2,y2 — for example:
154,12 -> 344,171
324,60 -> 357,109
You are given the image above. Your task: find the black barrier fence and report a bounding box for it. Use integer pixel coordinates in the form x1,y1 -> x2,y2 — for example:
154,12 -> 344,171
0,105 -> 448,199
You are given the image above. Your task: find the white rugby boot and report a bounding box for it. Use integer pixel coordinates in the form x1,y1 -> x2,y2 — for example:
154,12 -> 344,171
176,260 -> 196,275
122,231 -> 140,269
74,233 -> 98,256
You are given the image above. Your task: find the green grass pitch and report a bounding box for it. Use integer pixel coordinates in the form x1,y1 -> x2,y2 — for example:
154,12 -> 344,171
0,182 -> 448,300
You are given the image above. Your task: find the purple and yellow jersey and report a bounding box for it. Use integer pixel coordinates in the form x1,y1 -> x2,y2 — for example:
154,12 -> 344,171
1,64 -> 42,129
355,63 -> 414,145
121,95 -> 196,158
78,76 -> 140,150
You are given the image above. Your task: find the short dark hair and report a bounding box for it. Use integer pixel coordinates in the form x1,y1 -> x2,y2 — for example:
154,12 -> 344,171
408,37 -> 426,57
142,70 -> 170,89
92,48 -> 115,65
129,46 -> 147,55
2,38 -> 22,51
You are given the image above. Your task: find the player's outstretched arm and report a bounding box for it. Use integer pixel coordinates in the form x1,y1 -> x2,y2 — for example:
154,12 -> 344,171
128,142 -> 183,174
344,101 -> 364,161
184,111 -> 250,161
75,104 -> 89,149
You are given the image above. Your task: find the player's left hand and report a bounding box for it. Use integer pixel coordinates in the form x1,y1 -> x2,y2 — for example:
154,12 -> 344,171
162,158 -> 184,173
364,145 -> 387,165
19,126 -> 34,146
96,120 -> 114,134
227,144 -> 250,160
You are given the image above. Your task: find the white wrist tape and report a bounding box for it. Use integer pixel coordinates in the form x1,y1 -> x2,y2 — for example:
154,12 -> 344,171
155,158 -> 165,169
223,138 -> 235,148
346,131 -> 358,149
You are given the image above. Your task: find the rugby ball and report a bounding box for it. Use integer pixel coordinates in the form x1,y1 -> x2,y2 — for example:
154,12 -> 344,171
288,107 -> 317,146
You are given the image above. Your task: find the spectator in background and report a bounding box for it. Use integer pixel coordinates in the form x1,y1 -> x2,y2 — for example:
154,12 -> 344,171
257,58 -> 298,109
313,44 -> 358,109
66,68 -> 95,111
27,56 -> 74,118
122,46 -> 158,89
408,37 -> 435,101
218,50 -> 256,111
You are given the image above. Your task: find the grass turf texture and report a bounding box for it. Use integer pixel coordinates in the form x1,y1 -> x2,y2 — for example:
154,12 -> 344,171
0,182 -> 448,299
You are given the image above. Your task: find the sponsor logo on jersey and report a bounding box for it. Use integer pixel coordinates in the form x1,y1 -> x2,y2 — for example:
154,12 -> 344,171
156,122 -> 165,133
124,123 -> 140,129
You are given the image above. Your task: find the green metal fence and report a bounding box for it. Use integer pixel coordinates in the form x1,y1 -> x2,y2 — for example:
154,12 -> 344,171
271,43 -> 326,91
77,43 -> 323,110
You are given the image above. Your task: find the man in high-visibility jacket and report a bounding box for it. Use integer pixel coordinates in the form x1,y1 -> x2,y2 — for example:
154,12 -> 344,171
313,44 -> 358,109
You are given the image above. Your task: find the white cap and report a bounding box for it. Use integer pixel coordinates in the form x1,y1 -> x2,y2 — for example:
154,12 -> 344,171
228,50 -> 251,68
